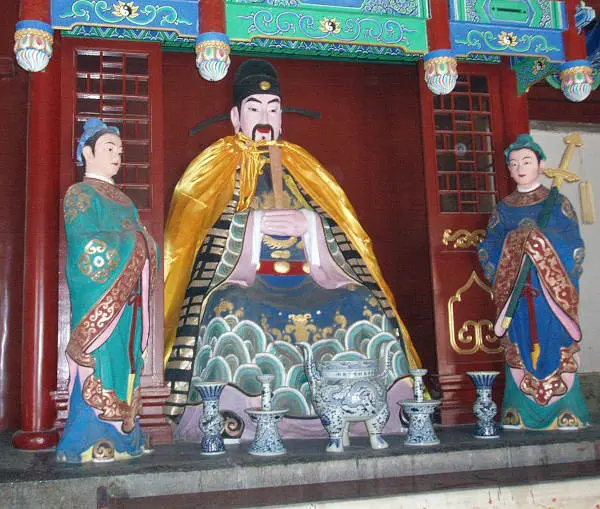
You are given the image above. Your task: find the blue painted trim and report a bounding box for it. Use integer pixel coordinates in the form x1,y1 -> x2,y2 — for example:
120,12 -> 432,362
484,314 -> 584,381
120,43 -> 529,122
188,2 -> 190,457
448,0 -> 458,20
196,31 -> 231,45
561,59 -> 591,71
451,22 -> 564,61
424,49 -> 455,61
16,20 -> 53,33
559,1 -> 567,31
51,0 -> 197,37
62,25 -> 194,47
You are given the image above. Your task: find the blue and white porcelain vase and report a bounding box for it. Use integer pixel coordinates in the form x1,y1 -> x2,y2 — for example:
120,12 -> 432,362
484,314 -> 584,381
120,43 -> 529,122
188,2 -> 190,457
467,371 -> 500,439
197,382 -> 226,455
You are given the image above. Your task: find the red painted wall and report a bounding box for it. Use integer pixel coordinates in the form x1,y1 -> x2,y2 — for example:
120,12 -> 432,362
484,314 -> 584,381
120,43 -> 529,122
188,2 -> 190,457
0,4 -> 27,431
528,83 -> 600,123
163,54 -> 437,370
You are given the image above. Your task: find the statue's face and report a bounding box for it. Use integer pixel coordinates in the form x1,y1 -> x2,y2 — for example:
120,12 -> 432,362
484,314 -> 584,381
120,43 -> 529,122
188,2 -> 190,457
231,93 -> 282,141
508,148 -> 542,189
83,132 -> 123,178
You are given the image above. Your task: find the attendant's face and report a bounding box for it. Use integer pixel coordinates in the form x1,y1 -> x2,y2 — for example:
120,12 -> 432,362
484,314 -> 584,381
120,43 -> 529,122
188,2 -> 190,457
231,93 -> 282,141
508,148 -> 543,188
83,133 -> 123,178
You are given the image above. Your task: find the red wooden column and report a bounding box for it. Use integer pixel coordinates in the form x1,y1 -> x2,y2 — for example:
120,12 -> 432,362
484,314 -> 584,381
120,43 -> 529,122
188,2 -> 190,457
423,0 -> 457,95
499,57 -> 530,147
563,0 -> 587,61
12,32 -> 61,450
195,0 -> 230,81
426,0 -> 451,50
199,0 -> 226,33
0,0 -> 28,433
20,0 -> 49,20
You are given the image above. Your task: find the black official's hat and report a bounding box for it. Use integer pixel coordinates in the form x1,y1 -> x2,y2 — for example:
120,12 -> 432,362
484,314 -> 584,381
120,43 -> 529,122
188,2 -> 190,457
233,59 -> 281,107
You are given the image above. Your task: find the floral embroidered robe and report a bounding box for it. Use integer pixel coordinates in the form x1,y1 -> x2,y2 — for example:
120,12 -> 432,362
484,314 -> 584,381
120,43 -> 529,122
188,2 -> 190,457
56,178 -> 158,463
478,186 -> 590,430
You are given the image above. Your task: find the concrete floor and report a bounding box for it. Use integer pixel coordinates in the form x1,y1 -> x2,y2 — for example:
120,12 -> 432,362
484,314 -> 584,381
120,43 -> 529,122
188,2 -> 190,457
1,417 -> 599,509
1,375 -> 598,509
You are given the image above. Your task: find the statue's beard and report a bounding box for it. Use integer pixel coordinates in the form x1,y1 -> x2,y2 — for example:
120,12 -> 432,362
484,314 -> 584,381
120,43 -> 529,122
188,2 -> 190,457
251,124 -> 275,141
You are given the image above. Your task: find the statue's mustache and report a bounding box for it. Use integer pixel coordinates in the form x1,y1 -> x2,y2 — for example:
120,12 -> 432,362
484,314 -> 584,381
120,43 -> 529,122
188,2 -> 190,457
252,124 -> 274,140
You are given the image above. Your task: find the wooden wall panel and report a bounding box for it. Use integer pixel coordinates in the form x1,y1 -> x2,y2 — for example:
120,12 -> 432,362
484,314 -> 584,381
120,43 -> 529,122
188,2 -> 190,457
419,65 -> 511,424
528,83 -> 600,123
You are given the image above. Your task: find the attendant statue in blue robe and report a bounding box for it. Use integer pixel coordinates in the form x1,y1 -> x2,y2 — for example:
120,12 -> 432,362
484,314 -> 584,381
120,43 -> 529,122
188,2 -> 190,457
56,119 -> 159,463
163,60 -> 422,439
478,134 -> 590,430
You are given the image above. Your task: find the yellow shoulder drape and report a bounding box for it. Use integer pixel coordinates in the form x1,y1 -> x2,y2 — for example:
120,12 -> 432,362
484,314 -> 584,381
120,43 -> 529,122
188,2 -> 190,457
164,133 -> 421,369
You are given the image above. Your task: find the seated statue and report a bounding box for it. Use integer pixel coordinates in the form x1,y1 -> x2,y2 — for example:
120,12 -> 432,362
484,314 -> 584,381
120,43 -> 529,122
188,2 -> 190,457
56,119 -> 159,462
478,134 -> 590,430
163,60 -> 422,438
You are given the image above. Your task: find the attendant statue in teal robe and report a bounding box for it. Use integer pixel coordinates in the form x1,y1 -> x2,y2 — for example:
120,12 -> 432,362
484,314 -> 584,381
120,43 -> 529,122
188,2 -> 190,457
478,134 -> 590,430
56,119 -> 159,463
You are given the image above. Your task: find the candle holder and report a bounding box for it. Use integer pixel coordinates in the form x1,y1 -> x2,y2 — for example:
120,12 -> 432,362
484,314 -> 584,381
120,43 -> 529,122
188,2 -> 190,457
399,399 -> 441,446
258,374 -> 274,410
246,374 -> 287,456
409,368 -> 428,402
399,368 -> 441,446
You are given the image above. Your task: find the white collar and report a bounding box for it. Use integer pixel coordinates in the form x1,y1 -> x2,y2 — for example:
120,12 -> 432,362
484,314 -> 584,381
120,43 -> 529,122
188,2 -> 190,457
517,182 -> 541,193
85,172 -> 115,185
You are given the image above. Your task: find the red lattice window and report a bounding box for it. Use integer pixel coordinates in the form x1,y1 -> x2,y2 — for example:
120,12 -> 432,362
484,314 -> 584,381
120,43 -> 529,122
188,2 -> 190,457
74,49 -> 151,210
433,74 -> 499,214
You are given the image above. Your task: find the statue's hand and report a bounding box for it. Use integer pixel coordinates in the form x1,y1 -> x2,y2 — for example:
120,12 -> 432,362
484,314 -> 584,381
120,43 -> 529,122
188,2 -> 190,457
261,209 -> 308,237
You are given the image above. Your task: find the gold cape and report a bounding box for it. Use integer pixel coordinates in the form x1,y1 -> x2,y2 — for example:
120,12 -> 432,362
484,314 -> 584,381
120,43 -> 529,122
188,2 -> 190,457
164,133 -> 421,368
